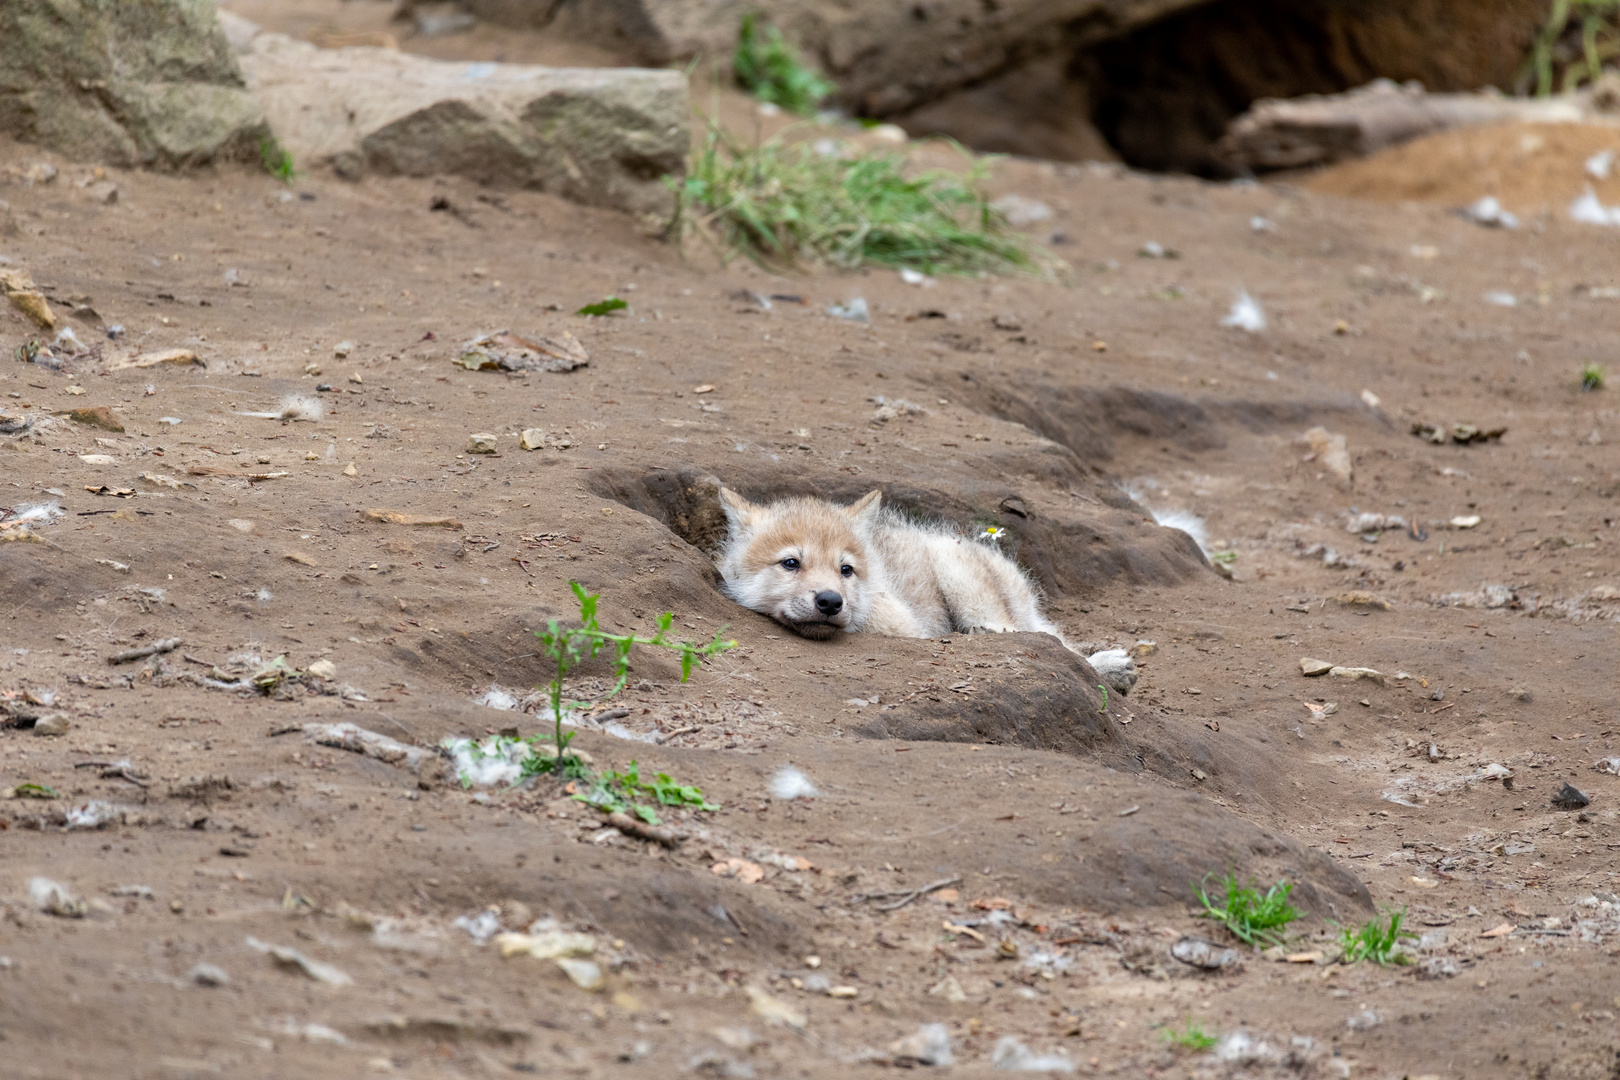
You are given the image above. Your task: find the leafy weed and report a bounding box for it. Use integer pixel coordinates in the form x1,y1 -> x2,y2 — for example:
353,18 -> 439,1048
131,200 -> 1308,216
1338,908 -> 1418,966
733,14 -> 834,116
1582,362 -> 1605,391
259,136 -> 296,182
1161,1019 -> 1218,1051
1195,871 -> 1302,948
576,297 -> 628,317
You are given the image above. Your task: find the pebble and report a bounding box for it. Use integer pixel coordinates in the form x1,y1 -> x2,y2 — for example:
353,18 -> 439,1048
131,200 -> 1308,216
555,957 -> 604,991
1171,936 -> 1239,970
33,713 -> 71,737
519,428 -> 545,451
189,963 -> 229,986
333,340 -> 354,358
466,432 -> 498,454
306,659 -> 337,680
1328,666 -> 1384,685
1300,657 -> 1333,676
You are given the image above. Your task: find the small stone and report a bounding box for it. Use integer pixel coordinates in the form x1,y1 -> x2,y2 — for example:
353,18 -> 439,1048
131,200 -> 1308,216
556,957 -> 604,991
306,659 -> 337,680
342,462 -> 357,477
519,428 -> 546,451
1552,782 -> 1591,811
1300,657 -> 1333,676
189,963 -> 229,986
33,713 -> 71,737
466,432 -> 498,454
1328,665 -> 1385,685
1171,936 -> 1239,970
85,181 -> 118,205
1450,515 -> 1482,529
1511,686 -> 1533,703
333,341 -> 354,358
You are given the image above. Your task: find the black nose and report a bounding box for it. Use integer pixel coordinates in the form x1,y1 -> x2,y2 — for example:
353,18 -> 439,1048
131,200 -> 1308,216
814,590 -> 843,616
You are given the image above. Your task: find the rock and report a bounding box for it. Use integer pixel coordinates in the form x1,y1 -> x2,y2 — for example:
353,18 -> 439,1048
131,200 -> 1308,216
467,433 -> 499,455
1328,666 -> 1384,685
0,268 -> 56,329
890,1023 -> 954,1067
236,34 -> 687,215
0,0 -> 268,168
188,963 -> 230,986
1087,648 -> 1138,695
465,0 -> 1202,118
1216,79 -> 1584,173
1171,935 -> 1240,970
556,957 -> 604,991
1334,590 -> 1391,610
305,659 -> 337,680
1300,657 -> 1333,677
1552,782 -> 1591,811
519,428 -> 546,451
63,407 -> 125,432
455,330 -> 589,372
33,713 -> 71,737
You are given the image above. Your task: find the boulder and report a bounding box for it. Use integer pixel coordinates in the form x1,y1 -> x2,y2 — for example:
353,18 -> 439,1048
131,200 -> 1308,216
233,26 -> 687,216
0,0 -> 269,168
460,0 -> 1211,115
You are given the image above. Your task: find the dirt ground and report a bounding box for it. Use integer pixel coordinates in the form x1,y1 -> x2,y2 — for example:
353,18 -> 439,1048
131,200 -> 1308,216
3,14 -> 1620,1078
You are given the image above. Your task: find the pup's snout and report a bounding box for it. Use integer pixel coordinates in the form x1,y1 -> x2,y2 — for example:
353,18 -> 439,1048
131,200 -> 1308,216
814,590 -> 844,616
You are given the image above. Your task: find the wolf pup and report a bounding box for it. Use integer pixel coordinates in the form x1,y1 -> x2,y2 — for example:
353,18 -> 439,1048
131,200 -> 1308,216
716,487 -> 1064,643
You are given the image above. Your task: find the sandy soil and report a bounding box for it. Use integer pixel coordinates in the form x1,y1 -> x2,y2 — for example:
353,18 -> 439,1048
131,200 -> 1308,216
3,23 -> 1620,1078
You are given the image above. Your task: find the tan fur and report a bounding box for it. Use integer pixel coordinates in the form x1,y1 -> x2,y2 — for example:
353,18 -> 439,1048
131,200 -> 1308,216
715,487 -> 1065,645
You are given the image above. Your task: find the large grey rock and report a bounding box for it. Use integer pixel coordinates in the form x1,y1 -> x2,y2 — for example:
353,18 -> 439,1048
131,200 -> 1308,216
462,0 -> 1211,115
235,28 -> 687,216
0,0 -> 269,168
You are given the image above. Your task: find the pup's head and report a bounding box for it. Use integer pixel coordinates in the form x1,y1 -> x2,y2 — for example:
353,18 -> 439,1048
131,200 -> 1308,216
716,487 -> 882,640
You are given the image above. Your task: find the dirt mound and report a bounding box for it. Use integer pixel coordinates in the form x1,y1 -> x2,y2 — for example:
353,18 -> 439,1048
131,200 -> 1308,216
1308,119 -> 1620,214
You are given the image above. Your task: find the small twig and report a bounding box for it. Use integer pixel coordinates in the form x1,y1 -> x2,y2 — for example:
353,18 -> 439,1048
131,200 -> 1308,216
73,760 -> 149,788
604,811 -> 683,847
181,653 -> 216,667
107,638 -> 181,665
851,875 -> 963,912
658,725 -> 702,743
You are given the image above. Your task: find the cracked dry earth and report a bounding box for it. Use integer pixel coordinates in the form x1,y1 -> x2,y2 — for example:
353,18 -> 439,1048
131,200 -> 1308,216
3,119 -> 1620,1080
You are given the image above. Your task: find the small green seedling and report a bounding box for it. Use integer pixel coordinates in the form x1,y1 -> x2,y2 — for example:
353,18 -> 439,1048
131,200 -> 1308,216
259,136 -> 296,182
1582,363 -> 1605,391
1210,550 -> 1237,565
1097,683 -> 1109,710
733,14 -> 835,116
575,760 -> 720,825
531,581 -> 735,776
1338,908 -> 1418,966
1195,871 -> 1302,948
576,297 -> 628,317
11,783 -> 58,799
1161,1019 -> 1218,1052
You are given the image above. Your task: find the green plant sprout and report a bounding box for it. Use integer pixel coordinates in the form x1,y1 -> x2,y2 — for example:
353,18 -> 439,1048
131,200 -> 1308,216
259,135 -> 296,182
1523,0 -> 1620,96
1338,908 -> 1418,966
576,297 -> 628,317
531,581 -> 735,777
575,760 -> 720,825
672,121 -> 1042,277
1097,683 -> 1109,710
1195,871 -> 1303,948
733,14 -> 835,116
1582,362 -> 1605,391
1161,1019 -> 1218,1051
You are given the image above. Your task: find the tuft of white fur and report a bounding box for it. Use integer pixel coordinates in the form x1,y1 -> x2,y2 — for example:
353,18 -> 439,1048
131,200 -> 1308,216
1220,290 -> 1266,333
768,765 -> 818,800
278,394 -> 324,422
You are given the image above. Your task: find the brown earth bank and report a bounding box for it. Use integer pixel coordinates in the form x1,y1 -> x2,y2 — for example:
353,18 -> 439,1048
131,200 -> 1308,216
2,111 -> 1620,1079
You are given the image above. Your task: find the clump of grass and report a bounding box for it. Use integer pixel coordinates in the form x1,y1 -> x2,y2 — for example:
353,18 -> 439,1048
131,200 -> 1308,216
1161,1019 -> 1218,1052
673,123 -> 1040,276
1582,362 -> 1605,390
1195,872 -> 1302,947
575,760 -> 720,825
1521,0 -> 1620,96
1338,908 -> 1418,966
259,135 -> 296,182
733,14 -> 834,116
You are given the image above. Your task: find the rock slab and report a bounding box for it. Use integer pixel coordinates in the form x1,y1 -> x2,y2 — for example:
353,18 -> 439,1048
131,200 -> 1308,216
0,0 -> 268,168
234,28 -> 687,216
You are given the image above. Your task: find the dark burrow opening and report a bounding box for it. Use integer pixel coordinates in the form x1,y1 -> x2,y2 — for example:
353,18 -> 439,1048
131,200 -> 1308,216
903,0 -> 1548,175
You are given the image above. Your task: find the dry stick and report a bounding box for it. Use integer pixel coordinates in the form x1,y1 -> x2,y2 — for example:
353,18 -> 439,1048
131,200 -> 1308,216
107,638 -> 181,665
604,811 -> 683,847
852,875 -> 964,912
659,725 -> 702,742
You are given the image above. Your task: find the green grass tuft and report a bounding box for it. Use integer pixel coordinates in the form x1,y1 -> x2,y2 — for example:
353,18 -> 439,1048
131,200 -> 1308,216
259,135 -> 296,182
576,297 -> 629,317
1195,871 -> 1302,948
1338,908 -> 1418,966
1522,0 -> 1620,96
733,14 -> 835,116
673,123 -> 1042,277
1582,362 -> 1605,391
1161,1019 -> 1218,1052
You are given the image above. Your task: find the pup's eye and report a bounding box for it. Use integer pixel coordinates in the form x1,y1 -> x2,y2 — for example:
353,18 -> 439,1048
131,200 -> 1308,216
780,557 -> 800,571
840,564 -> 855,578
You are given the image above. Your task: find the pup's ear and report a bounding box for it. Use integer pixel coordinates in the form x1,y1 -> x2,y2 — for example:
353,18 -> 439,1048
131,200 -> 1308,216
847,489 -> 883,523
718,487 -> 757,529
